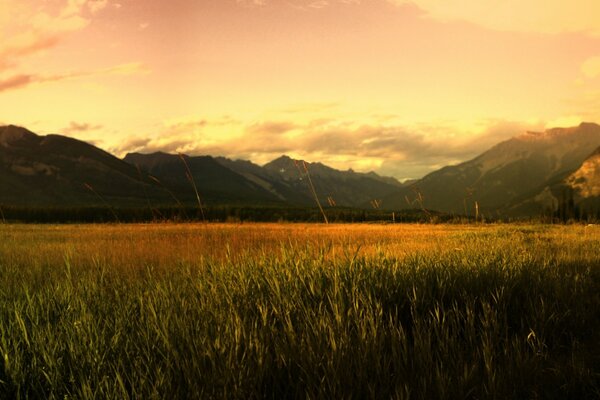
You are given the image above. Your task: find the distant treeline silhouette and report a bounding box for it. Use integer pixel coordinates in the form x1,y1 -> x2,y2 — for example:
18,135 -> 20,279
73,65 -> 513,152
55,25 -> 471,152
1,202 -> 598,224
0,205 -> 446,224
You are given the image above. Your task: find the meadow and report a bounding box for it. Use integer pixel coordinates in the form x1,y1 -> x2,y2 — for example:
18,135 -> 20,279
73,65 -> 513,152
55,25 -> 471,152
0,223 -> 598,399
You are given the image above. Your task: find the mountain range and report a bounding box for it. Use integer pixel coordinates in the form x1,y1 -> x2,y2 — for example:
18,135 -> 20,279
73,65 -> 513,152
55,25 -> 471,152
2,122 -> 600,218
383,122 -> 600,217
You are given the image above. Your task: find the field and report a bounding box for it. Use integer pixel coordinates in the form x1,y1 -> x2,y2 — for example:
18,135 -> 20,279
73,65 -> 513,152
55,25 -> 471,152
0,223 -> 599,399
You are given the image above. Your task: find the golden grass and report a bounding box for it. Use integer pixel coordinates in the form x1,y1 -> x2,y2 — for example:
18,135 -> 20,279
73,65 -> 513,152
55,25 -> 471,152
1,222 -> 598,270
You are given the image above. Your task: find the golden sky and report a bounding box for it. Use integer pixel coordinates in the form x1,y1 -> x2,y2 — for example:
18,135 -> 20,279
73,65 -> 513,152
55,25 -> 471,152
1,0 -> 600,179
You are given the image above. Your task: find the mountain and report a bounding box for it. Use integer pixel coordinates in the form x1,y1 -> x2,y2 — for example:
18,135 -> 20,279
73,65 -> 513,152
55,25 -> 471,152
0,125 -> 167,206
565,146 -> 600,199
214,156 -> 313,205
3,123 -> 600,218
0,124 -> 402,209
260,155 -> 402,208
381,122 -> 600,216
508,144 -> 600,216
129,153 -> 403,208
123,152 -> 284,205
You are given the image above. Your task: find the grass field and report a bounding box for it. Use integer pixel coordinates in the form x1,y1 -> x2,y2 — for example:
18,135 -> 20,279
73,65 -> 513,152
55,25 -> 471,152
0,223 -> 599,399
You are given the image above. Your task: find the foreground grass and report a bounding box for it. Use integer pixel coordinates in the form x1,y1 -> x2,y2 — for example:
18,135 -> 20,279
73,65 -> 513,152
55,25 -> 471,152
0,223 -> 598,399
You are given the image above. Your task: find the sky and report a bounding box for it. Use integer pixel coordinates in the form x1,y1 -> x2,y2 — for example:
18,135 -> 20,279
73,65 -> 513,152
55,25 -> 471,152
1,0 -> 600,180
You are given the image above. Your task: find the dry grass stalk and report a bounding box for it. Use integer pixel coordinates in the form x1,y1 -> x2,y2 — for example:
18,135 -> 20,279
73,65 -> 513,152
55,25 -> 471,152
148,175 -> 182,207
148,175 -> 187,220
371,199 -> 381,209
83,183 -> 120,223
298,160 -> 328,224
178,153 -> 206,223
135,164 -> 158,220
411,186 -> 432,220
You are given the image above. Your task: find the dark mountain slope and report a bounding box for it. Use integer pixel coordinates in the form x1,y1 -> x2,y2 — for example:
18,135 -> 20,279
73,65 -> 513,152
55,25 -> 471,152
508,145 -> 600,216
0,125 -> 167,206
381,122 -> 600,215
261,155 -> 402,208
214,157 -> 314,206
124,152 -> 284,205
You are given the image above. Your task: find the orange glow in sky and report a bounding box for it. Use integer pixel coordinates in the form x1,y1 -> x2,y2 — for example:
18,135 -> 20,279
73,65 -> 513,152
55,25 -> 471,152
2,0 -> 600,179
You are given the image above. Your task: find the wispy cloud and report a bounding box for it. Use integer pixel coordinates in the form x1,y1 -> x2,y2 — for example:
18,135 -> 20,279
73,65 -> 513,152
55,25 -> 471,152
389,0 -> 600,36
582,56 -> 600,79
0,62 -> 148,93
0,75 -> 34,93
0,1 -> 109,72
236,0 -> 361,9
236,0 -> 267,7
63,121 -> 103,134
246,121 -> 297,135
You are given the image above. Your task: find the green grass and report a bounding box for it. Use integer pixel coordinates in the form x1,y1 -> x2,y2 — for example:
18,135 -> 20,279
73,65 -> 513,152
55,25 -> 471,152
0,223 -> 598,399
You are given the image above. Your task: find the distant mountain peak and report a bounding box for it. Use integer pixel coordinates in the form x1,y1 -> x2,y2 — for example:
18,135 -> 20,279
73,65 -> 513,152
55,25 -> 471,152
0,125 -> 37,145
263,155 -> 306,173
513,123 -> 600,143
266,154 -> 300,165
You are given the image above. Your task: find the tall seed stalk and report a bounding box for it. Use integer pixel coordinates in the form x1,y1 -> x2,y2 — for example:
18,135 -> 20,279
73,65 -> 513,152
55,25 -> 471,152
178,153 -> 206,223
83,183 -> 120,223
412,186 -> 432,221
148,175 -> 187,220
299,160 -> 328,224
136,164 -> 158,220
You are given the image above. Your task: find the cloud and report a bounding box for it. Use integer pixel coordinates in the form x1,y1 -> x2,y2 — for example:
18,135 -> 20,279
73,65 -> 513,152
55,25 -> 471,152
0,75 -> 34,92
0,35 -> 62,70
236,0 -> 267,7
99,62 -> 150,76
116,136 -> 151,154
390,0 -> 600,36
236,0 -> 360,9
0,1 -> 109,72
88,0 -> 109,13
278,102 -> 339,115
161,118 -> 208,136
116,135 -> 194,155
246,121 -> 297,135
582,56 -> 600,79
63,121 -> 103,134
0,62 -> 148,93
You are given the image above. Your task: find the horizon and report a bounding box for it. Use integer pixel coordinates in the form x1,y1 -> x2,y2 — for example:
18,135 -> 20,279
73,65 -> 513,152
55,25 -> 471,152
2,1 -> 600,180
3,120 -> 600,183
4,121 -> 599,183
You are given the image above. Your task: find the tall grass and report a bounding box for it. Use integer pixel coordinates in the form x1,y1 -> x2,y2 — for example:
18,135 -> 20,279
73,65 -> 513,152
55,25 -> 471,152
0,224 -> 598,399
297,160 -> 328,224
178,154 -> 206,223
82,183 -> 120,223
